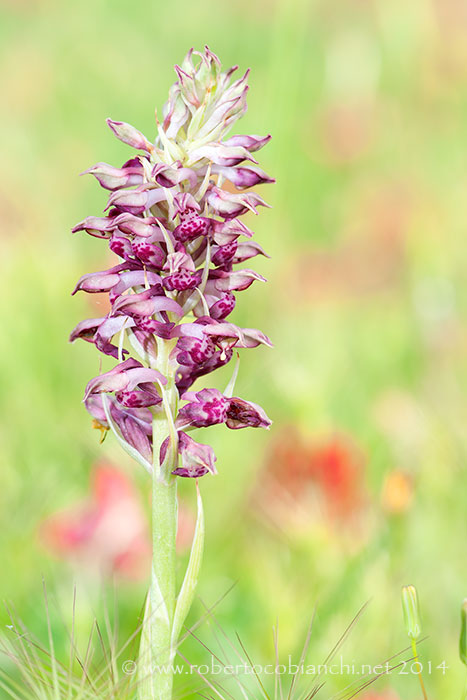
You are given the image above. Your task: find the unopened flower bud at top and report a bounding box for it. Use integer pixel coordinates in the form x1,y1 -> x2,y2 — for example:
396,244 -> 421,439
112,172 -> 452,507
106,119 -> 153,152
459,599 -> 467,666
401,585 -> 421,641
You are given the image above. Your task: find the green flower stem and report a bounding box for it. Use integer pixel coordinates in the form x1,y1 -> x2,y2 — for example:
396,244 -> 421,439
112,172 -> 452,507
148,470 -> 177,700
139,338 -> 179,700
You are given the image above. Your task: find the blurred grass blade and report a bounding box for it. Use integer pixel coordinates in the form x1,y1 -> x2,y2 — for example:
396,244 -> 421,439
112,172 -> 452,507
460,599 -> 467,666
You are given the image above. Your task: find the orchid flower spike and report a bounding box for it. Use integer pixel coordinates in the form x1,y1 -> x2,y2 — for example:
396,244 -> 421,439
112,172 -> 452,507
70,46 -> 273,700
71,45 -> 273,477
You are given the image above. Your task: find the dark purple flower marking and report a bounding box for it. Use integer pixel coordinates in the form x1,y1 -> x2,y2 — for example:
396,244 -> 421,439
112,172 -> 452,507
132,239 -> 165,268
211,241 -> 237,267
164,269 -> 202,291
173,216 -> 212,243
208,292 -> 236,320
178,388 -> 228,427
161,251 -> 202,291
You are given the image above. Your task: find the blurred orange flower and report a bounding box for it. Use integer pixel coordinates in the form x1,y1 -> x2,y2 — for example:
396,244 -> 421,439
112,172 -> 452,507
381,469 -> 413,515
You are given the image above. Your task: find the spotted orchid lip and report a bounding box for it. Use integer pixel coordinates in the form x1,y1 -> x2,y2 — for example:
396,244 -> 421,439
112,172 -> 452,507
177,388 -> 271,431
71,46 -> 273,474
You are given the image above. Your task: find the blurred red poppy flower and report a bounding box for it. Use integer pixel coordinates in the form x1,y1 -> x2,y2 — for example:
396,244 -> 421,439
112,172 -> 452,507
257,428 -> 366,526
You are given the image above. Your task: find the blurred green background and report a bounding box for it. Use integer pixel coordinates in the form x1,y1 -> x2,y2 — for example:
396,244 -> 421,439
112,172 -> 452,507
1,0 -> 467,697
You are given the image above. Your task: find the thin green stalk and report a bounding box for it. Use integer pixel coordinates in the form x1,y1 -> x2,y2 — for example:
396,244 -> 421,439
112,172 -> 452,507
411,639 -> 428,700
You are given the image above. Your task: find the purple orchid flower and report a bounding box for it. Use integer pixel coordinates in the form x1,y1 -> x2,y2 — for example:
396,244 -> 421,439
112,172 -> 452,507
160,431 -> 217,478
84,358 -> 166,408
177,388 -> 271,430
85,394 -> 154,465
